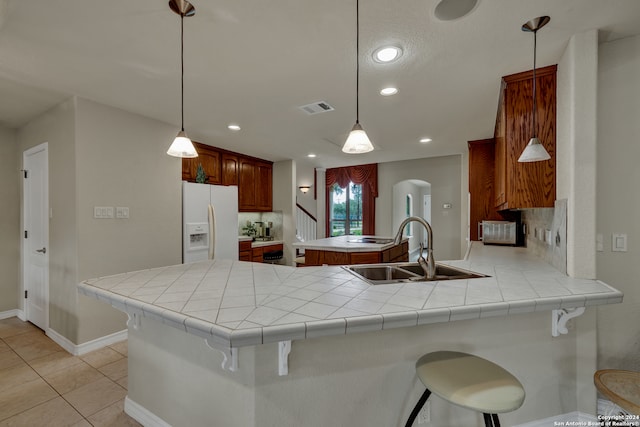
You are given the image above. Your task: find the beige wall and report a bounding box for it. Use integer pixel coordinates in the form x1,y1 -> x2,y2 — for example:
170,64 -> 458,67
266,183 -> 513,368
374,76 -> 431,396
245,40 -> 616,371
19,98 -> 79,335
128,312 -> 579,426
74,98 -> 182,343
596,34 -> 640,371
557,30 -> 599,279
377,155 -> 462,261
0,125 -> 20,312
17,97 -> 183,344
296,156 -> 462,260
392,180 -> 430,254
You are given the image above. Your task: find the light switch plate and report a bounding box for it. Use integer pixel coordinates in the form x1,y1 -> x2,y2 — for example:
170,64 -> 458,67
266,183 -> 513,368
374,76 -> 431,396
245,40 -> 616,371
612,233 -> 627,252
116,207 -> 129,219
94,206 -> 114,219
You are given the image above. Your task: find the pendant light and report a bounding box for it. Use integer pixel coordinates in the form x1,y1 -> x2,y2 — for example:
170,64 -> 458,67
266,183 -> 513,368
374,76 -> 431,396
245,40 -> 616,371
167,0 -> 198,158
518,16 -> 551,163
342,0 -> 374,154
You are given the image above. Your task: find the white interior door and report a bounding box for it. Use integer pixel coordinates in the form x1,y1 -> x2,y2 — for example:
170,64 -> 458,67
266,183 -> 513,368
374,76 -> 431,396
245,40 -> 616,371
23,143 -> 49,331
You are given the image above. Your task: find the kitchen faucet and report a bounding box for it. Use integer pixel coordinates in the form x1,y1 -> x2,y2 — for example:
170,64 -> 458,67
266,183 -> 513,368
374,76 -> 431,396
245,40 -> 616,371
393,216 -> 435,279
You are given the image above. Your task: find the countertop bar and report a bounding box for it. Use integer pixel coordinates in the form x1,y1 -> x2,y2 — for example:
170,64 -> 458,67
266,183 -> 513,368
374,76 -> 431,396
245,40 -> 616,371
292,235 -> 402,253
77,243 -> 623,349
238,236 -> 283,248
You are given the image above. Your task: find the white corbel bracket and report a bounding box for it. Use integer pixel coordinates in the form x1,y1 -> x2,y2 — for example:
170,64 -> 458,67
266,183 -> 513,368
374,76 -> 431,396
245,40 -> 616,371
551,307 -> 586,337
126,310 -> 142,331
278,340 -> 292,376
205,339 -> 238,372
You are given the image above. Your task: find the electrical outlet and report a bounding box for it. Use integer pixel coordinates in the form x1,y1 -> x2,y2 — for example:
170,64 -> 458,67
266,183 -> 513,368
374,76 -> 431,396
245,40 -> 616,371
418,401 -> 430,424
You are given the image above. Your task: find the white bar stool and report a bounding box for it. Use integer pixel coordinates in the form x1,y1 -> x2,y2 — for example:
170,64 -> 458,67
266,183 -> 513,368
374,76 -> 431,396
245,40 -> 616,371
405,351 -> 525,427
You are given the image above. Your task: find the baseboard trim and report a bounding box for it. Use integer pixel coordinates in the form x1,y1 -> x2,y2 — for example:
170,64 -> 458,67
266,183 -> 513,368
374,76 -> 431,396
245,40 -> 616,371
514,411 -> 598,427
125,396 -> 172,427
46,327 -> 128,356
0,309 -> 26,321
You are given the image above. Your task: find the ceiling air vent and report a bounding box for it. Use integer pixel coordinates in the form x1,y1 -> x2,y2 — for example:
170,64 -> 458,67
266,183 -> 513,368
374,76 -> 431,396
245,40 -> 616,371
299,101 -> 335,115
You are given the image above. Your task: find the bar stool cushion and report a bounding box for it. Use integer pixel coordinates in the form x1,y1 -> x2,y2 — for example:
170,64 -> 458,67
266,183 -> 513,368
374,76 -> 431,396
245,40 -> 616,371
415,351 -> 525,414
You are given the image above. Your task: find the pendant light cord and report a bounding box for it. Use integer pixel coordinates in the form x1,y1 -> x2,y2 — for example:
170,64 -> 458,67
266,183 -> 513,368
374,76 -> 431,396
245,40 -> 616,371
180,13 -> 185,132
532,29 -> 537,139
355,0 -> 360,125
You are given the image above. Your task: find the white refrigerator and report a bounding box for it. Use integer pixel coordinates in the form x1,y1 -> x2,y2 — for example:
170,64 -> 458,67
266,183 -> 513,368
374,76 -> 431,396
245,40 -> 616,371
182,181 -> 239,263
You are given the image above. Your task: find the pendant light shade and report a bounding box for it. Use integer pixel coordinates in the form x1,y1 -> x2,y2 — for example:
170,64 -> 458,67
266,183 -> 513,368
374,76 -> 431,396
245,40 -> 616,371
167,130 -> 197,158
518,16 -> 551,163
343,123 -> 374,154
342,0 -> 374,154
167,0 -> 198,158
518,137 -> 550,162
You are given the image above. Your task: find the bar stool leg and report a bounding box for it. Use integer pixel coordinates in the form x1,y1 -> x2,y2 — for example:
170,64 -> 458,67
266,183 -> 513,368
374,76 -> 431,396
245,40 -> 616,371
492,414 -> 501,427
404,388 -> 432,427
483,413 -> 493,427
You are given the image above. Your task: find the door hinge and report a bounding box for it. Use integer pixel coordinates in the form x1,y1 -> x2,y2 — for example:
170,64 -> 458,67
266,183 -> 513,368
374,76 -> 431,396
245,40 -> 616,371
24,290 -> 28,299
24,230 -> 28,239
22,169 -> 28,178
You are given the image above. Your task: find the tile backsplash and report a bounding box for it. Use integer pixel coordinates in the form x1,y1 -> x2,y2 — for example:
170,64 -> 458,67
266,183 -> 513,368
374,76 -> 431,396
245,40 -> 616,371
521,199 -> 567,274
238,211 -> 283,240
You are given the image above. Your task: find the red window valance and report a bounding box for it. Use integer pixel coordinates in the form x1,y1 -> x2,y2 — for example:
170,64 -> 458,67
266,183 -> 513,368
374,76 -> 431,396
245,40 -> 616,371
325,163 -> 378,236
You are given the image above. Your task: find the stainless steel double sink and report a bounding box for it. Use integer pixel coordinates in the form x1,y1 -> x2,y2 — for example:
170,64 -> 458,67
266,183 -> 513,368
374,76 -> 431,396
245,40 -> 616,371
343,262 -> 487,285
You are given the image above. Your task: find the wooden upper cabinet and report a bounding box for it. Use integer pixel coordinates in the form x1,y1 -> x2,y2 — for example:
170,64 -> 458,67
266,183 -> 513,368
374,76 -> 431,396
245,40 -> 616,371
495,64 -> 556,210
181,142 -> 221,184
468,139 -> 501,241
255,162 -> 273,211
238,158 -> 256,210
238,159 -> 273,212
221,153 -> 238,186
182,143 -> 273,212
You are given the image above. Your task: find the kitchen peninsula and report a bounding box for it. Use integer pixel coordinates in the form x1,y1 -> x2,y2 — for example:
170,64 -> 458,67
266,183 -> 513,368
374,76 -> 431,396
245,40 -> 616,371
77,243 -> 622,427
293,235 -> 409,265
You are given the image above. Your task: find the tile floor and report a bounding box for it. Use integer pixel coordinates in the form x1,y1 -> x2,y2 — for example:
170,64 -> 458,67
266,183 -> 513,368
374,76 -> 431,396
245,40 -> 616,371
0,317 -> 140,427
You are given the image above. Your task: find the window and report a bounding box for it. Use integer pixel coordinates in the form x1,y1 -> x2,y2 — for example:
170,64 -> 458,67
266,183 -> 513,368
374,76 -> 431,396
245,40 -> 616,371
329,182 -> 363,236
325,163 -> 378,236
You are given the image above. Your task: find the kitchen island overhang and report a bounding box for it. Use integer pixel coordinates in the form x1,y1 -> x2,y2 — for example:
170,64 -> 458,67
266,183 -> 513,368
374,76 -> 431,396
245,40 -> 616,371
77,242 -> 623,372
77,243 -> 623,426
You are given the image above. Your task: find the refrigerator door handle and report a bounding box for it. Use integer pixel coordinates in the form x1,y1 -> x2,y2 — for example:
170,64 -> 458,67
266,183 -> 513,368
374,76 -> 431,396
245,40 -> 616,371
208,204 -> 215,260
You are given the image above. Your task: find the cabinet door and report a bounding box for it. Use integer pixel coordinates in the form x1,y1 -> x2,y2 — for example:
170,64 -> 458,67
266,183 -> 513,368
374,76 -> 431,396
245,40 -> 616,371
182,143 -> 221,184
255,162 -> 273,211
468,139 -> 501,240
238,158 -> 256,211
504,68 -> 556,209
222,154 -> 238,186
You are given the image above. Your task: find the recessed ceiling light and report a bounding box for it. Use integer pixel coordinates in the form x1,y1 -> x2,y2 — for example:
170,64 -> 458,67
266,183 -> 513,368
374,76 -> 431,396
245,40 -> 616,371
420,138 -> 432,143
307,153 -> 317,158
380,87 -> 398,96
373,46 -> 403,63
228,124 -> 241,131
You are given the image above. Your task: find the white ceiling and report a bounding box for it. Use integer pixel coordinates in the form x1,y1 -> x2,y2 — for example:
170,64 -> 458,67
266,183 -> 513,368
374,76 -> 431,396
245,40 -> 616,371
1,0 -> 639,168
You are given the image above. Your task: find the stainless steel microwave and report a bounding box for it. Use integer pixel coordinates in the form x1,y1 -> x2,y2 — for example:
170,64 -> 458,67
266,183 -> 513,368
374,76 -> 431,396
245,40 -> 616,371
480,221 -> 517,245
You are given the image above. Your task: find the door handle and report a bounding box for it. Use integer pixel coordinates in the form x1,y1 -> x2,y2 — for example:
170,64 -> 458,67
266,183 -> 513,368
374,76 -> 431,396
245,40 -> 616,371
36,247 -> 46,254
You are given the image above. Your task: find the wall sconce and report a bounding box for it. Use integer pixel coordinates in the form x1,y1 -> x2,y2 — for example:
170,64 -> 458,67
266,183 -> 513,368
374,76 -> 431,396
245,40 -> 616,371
299,186 -> 311,194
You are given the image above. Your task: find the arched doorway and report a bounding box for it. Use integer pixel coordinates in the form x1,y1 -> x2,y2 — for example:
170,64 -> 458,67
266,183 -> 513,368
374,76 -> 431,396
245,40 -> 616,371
392,179 -> 431,260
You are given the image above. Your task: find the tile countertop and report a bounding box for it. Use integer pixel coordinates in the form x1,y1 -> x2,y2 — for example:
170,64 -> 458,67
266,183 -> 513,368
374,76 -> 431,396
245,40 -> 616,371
77,243 -> 623,349
292,235 -> 403,253
238,236 -> 284,248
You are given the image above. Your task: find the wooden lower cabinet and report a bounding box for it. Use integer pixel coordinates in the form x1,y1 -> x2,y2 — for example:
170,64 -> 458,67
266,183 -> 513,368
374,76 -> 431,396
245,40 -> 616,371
239,241 -> 283,263
239,241 -> 252,261
304,242 -> 408,266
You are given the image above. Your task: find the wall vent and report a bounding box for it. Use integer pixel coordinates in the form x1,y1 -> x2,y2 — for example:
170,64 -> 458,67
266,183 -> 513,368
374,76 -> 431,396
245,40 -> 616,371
299,101 -> 335,115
